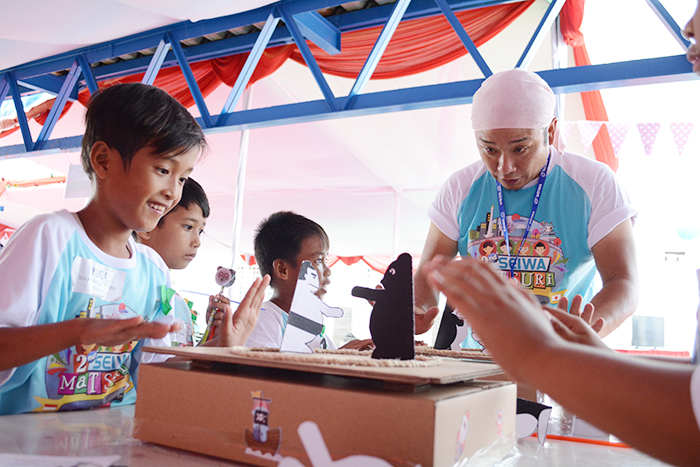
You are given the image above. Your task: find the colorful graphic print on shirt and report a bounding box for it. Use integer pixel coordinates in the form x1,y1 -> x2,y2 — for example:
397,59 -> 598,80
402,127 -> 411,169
467,209 -> 569,306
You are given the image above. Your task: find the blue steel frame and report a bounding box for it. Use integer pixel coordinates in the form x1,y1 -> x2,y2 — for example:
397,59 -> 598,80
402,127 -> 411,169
0,0 -> 695,158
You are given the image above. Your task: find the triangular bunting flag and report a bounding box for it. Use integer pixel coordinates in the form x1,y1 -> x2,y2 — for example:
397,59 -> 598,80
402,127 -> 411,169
577,121 -> 603,154
670,122 -> 694,156
561,121 -> 574,143
606,123 -> 631,156
636,123 -> 661,156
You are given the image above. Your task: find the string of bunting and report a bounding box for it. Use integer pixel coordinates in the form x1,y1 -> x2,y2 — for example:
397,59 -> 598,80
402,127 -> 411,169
570,121 -> 695,157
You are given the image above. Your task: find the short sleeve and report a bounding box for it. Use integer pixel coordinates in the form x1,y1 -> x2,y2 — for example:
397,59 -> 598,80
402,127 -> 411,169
428,164 -> 486,241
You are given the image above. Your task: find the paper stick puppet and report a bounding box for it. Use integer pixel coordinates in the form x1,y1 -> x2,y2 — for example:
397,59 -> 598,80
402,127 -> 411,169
202,266 -> 237,342
434,305 -> 470,351
280,261 -> 343,354
351,253 -> 415,360
516,398 -> 551,445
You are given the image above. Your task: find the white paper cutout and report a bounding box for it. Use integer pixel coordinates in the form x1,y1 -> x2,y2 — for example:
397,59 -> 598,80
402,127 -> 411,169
280,261 -> 343,354
449,310 -> 470,351
515,406 -> 551,445
64,164 -> 92,199
277,421 -> 396,467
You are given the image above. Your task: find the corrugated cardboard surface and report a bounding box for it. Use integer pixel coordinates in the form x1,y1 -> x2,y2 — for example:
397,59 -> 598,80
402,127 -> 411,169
141,346 -> 505,385
134,361 -> 516,467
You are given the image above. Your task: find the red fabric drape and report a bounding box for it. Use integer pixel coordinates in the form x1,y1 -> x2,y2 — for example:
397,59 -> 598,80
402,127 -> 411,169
290,2 -> 534,79
560,0 -> 617,172
1,2 -> 533,139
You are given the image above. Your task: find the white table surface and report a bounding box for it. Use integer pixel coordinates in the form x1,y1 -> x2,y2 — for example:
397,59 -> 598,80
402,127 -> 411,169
0,405 -> 673,467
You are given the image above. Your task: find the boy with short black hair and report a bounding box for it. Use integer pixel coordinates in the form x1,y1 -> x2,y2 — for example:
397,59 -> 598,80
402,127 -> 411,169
247,211 -> 371,350
0,83 -> 268,415
135,177 -> 209,346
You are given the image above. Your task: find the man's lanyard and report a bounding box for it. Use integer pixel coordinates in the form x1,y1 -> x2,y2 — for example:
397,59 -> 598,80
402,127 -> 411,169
496,152 -> 551,277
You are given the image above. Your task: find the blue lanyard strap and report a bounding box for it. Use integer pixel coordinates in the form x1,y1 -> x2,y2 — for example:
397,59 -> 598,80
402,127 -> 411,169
496,152 -> 551,277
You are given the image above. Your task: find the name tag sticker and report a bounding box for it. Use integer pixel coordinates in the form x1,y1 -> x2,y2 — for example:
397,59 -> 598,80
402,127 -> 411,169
72,257 -> 126,302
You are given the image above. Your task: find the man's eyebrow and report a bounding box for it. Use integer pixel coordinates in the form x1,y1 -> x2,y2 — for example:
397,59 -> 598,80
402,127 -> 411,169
478,136 -> 530,145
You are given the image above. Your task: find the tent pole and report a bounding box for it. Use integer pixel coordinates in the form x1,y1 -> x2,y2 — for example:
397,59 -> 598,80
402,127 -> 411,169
229,85 -> 253,271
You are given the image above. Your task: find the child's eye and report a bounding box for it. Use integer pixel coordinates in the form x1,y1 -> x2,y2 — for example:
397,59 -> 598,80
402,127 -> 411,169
198,229 -> 205,236
158,168 -> 169,175
183,224 -> 193,231
179,177 -> 188,184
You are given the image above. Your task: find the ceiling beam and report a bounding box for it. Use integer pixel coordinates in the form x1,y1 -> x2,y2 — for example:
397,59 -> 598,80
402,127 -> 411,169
1,54 -> 693,159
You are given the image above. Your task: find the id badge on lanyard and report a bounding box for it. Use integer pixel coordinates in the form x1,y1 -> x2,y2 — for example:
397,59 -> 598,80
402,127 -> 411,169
496,152 -> 551,277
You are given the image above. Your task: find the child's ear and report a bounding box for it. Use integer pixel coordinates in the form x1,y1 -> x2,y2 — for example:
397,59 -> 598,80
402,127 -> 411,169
90,141 -> 114,180
272,259 -> 290,281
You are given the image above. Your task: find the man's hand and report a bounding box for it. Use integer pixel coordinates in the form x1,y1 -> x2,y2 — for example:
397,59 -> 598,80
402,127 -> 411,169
558,295 -> 604,333
546,296 -> 608,350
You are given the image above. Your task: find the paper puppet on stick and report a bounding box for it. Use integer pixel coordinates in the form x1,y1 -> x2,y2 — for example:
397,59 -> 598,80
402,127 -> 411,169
434,305 -> 470,351
516,398 -> 551,445
280,261 -> 344,354
351,253 -> 415,360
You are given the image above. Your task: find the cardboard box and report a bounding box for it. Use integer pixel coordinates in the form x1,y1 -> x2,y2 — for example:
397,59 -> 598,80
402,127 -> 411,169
134,358 -> 516,467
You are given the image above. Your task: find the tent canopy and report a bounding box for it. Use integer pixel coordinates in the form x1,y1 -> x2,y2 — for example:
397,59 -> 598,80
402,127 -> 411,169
0,0 -> 694,262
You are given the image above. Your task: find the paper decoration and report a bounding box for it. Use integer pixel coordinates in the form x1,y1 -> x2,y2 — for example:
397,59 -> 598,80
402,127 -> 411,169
670,122 -> 694,156
577,121 -> 603,154
352,253 -> 415,360
434,305 -> 469,351
605,123 -> 631,156
64,164 -> 92,199
280,261 -> 343,354
456,412 -> 470,461
636,123 -> 661,156
278,421 -> 393,467
245,391 -> 282,459
516,398 -> 551,445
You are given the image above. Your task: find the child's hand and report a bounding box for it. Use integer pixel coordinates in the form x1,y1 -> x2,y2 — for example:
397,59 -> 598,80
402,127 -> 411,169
78,316 -> 179,348
206,294 -> 229,340
217,275 -> 271,347
340,339 -> 374,351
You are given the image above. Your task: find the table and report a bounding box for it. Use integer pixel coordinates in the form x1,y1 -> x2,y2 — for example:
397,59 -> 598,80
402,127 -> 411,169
0,405 -> 673,467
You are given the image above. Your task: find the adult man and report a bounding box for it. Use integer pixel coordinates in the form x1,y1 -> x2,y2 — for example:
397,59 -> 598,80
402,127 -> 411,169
414,69 -> 638,338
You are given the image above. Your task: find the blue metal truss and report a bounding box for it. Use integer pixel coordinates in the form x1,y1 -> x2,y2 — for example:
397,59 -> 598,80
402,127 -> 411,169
0,0 -> 695,158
